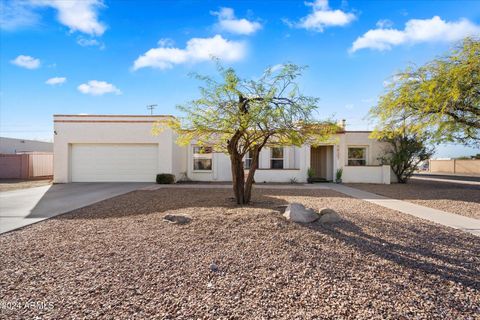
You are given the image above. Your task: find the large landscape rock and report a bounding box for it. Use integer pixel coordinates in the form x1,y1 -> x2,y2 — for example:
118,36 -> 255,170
163,214 -> 192,225
283,203 -> 320,223
318,208 -> 341,223
283,204 -> 342,224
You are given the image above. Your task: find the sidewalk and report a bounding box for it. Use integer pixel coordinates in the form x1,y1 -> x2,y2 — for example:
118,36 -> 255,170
411,176 -> 480,186
329,184 -> 480,237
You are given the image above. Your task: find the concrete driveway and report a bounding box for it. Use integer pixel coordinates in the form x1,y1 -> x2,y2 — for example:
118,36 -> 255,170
0,183 -> 152,234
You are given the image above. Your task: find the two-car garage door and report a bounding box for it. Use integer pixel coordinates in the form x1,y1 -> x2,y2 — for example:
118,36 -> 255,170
71,144 -> 158,182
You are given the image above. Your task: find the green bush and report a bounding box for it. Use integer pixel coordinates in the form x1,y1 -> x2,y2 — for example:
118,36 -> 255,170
156,173 -> 175,184
335,168 -> 343,181
307,167 -> 315,178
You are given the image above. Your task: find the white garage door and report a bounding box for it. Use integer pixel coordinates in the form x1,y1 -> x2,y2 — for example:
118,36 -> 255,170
71,144 -> 158,182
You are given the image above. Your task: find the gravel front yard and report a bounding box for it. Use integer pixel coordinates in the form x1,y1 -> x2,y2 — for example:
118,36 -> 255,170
0,179 -> 52,192
1,188 -> 479,319
347,179 -> 480,219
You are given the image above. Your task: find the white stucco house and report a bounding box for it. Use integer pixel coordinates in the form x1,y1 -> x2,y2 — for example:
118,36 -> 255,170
0,137 -> 53,154
53,114 -> 394,184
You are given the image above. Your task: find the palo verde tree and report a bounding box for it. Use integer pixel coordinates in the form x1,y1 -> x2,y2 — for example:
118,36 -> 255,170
370,76 -> 435,183
371,37 -> 480,147
160,64 -> 337,204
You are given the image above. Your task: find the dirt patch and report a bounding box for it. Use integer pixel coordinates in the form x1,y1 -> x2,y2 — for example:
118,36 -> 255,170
347,179 -> 480,219
0,179 -> 52,192
0,188 -> 479,319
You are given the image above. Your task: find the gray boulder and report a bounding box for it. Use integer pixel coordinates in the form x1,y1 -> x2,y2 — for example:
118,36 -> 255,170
283,203 -> 320,223
163,214 -> 192,225
318,208 -> 341,223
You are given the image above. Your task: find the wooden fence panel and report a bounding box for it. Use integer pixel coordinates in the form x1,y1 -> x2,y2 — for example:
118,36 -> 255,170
29,153 -> 54,177
0,153 -> 53,179
0,154 -> 29,178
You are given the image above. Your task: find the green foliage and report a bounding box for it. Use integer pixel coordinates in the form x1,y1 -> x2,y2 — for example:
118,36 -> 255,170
335,168 -> 343,181
160,62 -> 338,203
163,63 -> 338,151
307,167 -> 315,178
370,37 -> 480,146
378,133 -> 434,183
156,173 -> 175,184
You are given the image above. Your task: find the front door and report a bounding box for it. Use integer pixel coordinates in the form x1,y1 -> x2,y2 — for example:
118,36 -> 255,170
310,146 -> 333,181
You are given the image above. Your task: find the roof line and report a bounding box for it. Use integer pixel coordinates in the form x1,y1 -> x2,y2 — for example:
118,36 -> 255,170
53,114 -> 175,118
54,120 -> 161,123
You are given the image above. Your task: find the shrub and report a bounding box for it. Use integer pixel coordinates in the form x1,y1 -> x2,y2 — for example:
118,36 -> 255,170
307,167 -> 315,178
307,167 -> 315,183
378,133 -> 434,183
335,168 -> 343,181
156,173 -> 175,184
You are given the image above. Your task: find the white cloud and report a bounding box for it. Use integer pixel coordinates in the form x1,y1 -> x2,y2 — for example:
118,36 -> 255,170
0,1 -> 39,31
77,36 -> 105,49
2,0 -> 106,35
293,0 -> 356,32
45,77 -> 66,85
77,80 -> 121,95
376,19 -> 393,28
133,35 -> 246,70
345,103 -> 354,110
211,7 -> 262,35
32,0 -> 106,35
157,38 -> 175,47
351,16 -> 480,52
10,55 -> 40,69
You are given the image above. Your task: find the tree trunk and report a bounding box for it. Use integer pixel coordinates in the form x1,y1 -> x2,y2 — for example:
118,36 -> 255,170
396,173 -> 407,184
230,152 -> 245,204
244,149 -> 260,204
229,146 -> 263,204
393,165 -> 408,183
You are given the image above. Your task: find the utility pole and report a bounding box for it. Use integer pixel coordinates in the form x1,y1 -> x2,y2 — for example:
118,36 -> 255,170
146,104 -> 157,115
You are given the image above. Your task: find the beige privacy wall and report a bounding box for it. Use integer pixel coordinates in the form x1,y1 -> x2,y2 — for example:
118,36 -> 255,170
0,153 -> 53,179
429,160 -> 480,174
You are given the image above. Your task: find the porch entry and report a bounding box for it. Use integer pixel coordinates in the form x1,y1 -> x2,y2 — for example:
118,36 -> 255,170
310,146 -> 334,181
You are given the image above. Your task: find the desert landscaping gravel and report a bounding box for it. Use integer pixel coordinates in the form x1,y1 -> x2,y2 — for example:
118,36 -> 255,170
1,188 -> 479,319
347,179 -> 480,220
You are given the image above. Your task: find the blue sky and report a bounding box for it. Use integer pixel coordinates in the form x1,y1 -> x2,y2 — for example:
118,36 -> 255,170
1,0 -> 479,157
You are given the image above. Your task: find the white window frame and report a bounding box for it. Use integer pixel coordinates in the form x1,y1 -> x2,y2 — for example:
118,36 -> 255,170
244,151 -> 252,169
193,146 -> 213,171
347,146 -> 367,166
270,147 -> 284,169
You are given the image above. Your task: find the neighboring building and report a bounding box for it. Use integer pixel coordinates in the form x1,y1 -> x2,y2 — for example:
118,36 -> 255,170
53,114 -> 394,184
0,137 -> 53,179
0,137 -> 53,154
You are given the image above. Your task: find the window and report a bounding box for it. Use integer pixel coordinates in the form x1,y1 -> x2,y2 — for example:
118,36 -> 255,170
270,147 -> 284,169
193,146 -> 212,171
348,147 -> 366,166
244,151 -> 252,169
